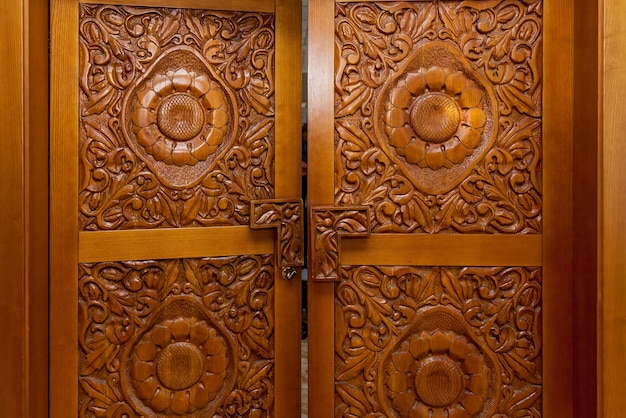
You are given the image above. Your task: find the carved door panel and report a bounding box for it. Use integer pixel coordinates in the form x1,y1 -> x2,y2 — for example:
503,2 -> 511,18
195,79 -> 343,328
50,1 -> 302,417
307,1 -> 572,417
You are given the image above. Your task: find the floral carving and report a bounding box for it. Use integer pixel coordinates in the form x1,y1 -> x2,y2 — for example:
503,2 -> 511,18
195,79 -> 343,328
311,206 -> 370,281
384,67 -> 487,170
251,199 -> 304,267
385,331 -> 492,417
131,68 -> 230,166
79,5 -> 275,230
129,317 -> 230,415
335,1 -> 542,233
335,265 -> 541,417
78,255 -> 275,417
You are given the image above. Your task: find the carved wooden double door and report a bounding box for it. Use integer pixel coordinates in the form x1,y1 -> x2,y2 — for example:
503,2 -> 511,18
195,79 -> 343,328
51,0 -> 572,417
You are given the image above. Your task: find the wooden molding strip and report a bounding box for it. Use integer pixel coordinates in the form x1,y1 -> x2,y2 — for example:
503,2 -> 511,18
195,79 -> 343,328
79,0 -> 275,13
341,234 -> 542,267
79,226 -> 274,262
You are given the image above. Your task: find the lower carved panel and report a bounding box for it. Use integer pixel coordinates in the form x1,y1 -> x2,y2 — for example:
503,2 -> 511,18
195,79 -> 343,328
335,266 -> 542,417
78,255 -> 275,417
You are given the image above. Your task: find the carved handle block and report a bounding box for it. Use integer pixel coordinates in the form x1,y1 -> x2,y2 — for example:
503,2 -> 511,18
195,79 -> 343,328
310,206 -> 370,281
251,199 -> 304,268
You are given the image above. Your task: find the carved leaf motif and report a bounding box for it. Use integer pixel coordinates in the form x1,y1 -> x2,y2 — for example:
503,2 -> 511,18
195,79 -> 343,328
79,5 -> 275,231
335,265 -> 542,417
79,255 -> 275,417
334,1 -> 542,234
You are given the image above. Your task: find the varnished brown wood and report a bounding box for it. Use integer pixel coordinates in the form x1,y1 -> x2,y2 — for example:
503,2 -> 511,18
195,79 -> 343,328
52,1 -> 304,416
342,234 -> 542,267
543,0 -> 575,415
1,1 -> 49,416
50,1 -> 80,417
573,0 -> 599,415
0,1 -> 27,416
26,0 -> 50,416
273,1 -> 303,414
308,0 -> 571,416
599,0 -> 626,416
79,0 -> 274,13
307,0 -> 336,416
79,227 -> 274,262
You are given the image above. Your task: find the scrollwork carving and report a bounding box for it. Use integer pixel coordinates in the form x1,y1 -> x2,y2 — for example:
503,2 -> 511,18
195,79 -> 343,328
251,199 -> 304,267
79,5 -> 276,230
335,1 -> 542,234
335,265 -> 542,417
310,206 -> 370,281
78,255 -> 275,417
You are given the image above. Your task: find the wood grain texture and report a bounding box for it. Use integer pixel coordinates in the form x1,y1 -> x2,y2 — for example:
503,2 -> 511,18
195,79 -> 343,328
50,1 -> 79,417
79,0 -> 274,12
573,0 -> 598,416
543,0 -> 574,415
306,0 -> 335,416
270,2 -> 303,414
342,234 -> 542,267
25,0 -> 50,416
79,227 -> 274,262
600,0 -> 626,416
0,1 -> 26,416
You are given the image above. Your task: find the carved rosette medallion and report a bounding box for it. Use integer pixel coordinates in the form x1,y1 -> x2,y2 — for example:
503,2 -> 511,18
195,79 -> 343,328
381,310 -> 498,418
379,55 -> 497,192
335,1 -> 542,233
335,266 -> 542,417
78,256 -> 276,417
127,56 -> 234,169
122,299 -> 235,416
79,6 -> 276,229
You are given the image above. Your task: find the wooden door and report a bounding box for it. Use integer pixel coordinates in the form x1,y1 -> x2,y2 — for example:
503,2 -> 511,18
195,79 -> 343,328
307,0 -> 574,417
49,1 -> 303,417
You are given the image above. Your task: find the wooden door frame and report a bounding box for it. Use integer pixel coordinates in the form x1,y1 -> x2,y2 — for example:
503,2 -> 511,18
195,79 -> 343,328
0,0 -> 623,416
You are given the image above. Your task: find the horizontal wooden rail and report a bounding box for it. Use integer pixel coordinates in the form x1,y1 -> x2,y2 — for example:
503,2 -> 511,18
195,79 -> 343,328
341,234 -> 542,266
79,226 -> 274,262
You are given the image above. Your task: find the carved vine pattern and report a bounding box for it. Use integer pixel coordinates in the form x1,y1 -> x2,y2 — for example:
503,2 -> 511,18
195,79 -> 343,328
335,265 -> 542,417
78,255 -> 275,417
79,5 -> 275,230
251,199 -> 305,267
335,1 -> 542,233
311,206 -> 370,281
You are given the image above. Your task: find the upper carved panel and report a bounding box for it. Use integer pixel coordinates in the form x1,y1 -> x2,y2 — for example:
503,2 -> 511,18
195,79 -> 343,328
79,6 -> 275,230
335,1 -> 542,233
78,255 -> 275,417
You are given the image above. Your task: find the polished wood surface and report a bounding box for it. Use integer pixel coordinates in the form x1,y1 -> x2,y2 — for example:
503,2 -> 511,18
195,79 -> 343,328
307,0 -> 336,416
307,0 -> 571,416
543,0 -> 574,415
79,227 -> 274,262
51,1 -> 303,416
0,0 -> 49,416
573,0 -> 599,415
1,1 -> 26,416
342,234 -> 542,266
274,0 -> 303,415
600,0 -> 626,416
50,1 -> 80,417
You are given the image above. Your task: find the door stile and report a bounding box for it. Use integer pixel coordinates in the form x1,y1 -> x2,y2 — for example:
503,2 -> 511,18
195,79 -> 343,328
50,1 -> 79,417
307,0 -> 336,416
543,0 -> 574,415
275,0 -> 303,415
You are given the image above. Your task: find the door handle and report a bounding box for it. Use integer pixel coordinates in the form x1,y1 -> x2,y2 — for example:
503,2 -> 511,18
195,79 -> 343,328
310,205 -> 371,281
251,199 -> 305,277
